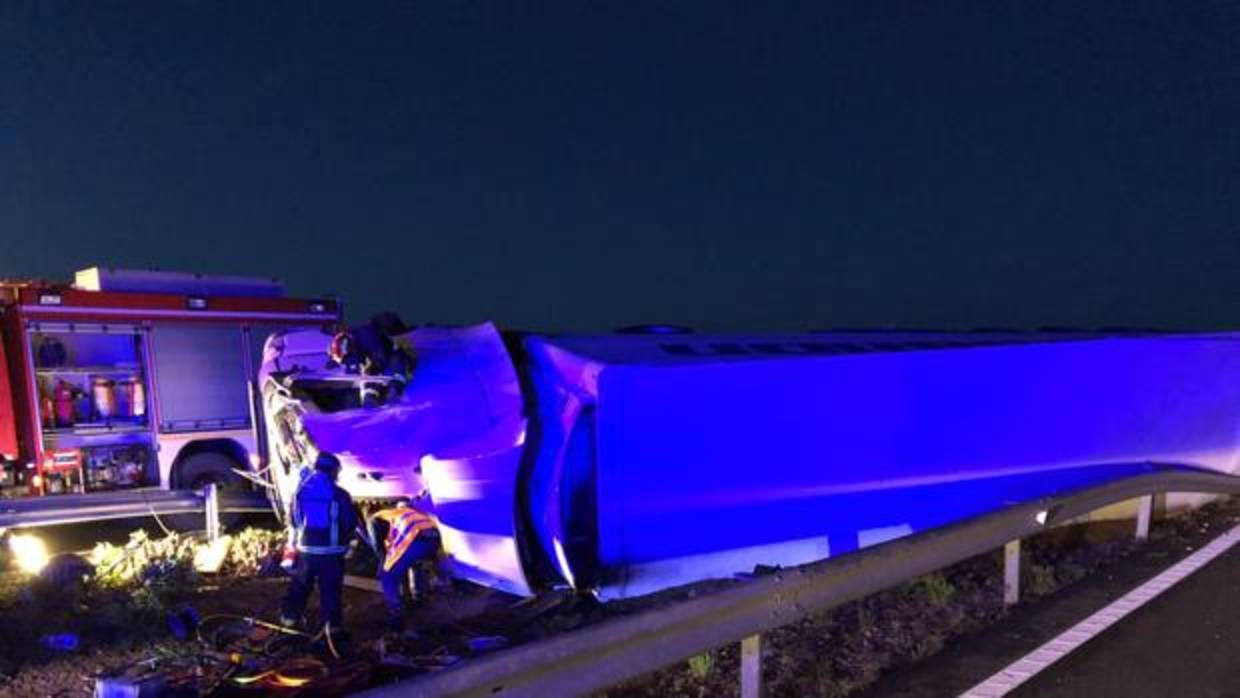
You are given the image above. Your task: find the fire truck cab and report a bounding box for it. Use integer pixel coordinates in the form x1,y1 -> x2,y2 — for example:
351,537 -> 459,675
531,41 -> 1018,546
0,267 -> 339,496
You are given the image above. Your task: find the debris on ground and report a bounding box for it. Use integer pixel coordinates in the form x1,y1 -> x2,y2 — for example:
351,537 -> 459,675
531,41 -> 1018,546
4,502 -> 1240,697
0,526 -> 295,696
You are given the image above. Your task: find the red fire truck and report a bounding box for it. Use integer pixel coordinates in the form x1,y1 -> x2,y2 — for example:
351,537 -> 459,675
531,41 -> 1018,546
0,267 -> 339,497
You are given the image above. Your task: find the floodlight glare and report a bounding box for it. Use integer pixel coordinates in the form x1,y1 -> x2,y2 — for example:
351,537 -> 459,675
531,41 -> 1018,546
9,533 -> 50,575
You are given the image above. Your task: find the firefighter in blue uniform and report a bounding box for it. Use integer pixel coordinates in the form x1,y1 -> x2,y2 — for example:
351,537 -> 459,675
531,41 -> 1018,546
369,501 -> 440,633
281,452 -> 357,633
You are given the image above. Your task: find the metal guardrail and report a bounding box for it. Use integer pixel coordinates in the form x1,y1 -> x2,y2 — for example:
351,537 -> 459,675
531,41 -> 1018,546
0,488 -> 272,530
355,469 -> 1240,698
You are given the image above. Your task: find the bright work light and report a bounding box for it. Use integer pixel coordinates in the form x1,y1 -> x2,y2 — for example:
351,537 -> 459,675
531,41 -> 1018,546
9,533 -> 49,575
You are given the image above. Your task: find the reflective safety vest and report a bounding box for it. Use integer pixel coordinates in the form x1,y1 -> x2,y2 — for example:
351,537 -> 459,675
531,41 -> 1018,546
382,507 -> 437,572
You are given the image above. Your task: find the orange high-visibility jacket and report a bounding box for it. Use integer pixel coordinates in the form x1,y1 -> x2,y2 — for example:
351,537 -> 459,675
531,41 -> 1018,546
372,506 -> 437,572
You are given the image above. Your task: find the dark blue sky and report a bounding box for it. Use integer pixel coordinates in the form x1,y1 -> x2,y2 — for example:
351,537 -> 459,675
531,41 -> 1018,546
4,2 -> 1239,330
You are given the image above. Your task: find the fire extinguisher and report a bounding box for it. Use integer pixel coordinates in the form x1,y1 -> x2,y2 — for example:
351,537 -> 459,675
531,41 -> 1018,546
53,381 -> 75,428
128,376 -> 146,417
92,377 -> 116,420
41,394 -> 54,429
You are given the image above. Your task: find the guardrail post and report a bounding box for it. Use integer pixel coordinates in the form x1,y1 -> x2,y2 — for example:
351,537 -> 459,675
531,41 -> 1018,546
1135,493 -> 1155,543
740,633 -> 763,698
1004,540 -> 1020,605
1135,494 -> 1153,542
205,483 -> 220,543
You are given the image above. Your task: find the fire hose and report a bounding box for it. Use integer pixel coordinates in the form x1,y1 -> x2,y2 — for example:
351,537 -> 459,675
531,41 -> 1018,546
228,657 -> 329,689
98,613 -> 362,696
191,613 -> 354,692
197,612 -> 342,660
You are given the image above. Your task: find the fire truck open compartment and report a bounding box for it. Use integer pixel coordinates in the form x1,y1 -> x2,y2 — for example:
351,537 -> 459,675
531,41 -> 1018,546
30,322 -> 155,493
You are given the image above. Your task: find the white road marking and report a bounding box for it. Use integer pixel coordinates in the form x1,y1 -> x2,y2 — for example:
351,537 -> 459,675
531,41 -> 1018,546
959,522 -> 1240,697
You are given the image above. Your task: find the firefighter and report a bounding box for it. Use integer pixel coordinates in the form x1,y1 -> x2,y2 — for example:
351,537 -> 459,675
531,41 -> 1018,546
280,452 -> 357,635
327,321 -> 416,407
327,321 -> 415,380
369,501 -> 440,633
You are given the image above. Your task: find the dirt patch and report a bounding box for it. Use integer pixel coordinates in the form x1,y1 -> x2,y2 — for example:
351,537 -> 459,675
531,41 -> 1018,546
0,540 -> 534,696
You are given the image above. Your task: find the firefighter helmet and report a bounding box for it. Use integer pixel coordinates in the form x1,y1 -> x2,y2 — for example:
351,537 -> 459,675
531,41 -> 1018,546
314,451 -> 342,474
328,331 -> 353,365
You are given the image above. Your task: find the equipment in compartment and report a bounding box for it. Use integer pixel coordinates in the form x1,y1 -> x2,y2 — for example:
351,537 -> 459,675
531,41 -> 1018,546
0,458 -> 18,490
47,448 -> 82,473
32,329 -> 150,429
117,376 -> 146,417
40,373 -> 148,428
43,448 -> 84,494
36,336 -> 67,368
74,390 -> 93,423
53,381 -> 75,428
40,394 -> 54,429
82,444 -> 151,490
38,444 -> 152,493
92,377 -> 117,419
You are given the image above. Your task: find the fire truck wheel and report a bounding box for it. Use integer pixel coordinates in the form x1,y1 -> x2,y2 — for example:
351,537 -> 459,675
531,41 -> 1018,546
178,452 -> 245,493
169,452 -> 245,532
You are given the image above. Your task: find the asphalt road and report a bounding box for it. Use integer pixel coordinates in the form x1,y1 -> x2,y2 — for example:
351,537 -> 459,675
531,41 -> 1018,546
859,516 -> 1240,698
1010,540 -> 1240,698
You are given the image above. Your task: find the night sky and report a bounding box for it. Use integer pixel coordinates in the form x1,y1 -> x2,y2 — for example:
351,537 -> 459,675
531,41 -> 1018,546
4,2 -> 1239,331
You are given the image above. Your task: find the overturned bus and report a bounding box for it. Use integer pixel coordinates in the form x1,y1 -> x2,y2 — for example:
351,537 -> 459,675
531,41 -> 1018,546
259,323 -> 1240,600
